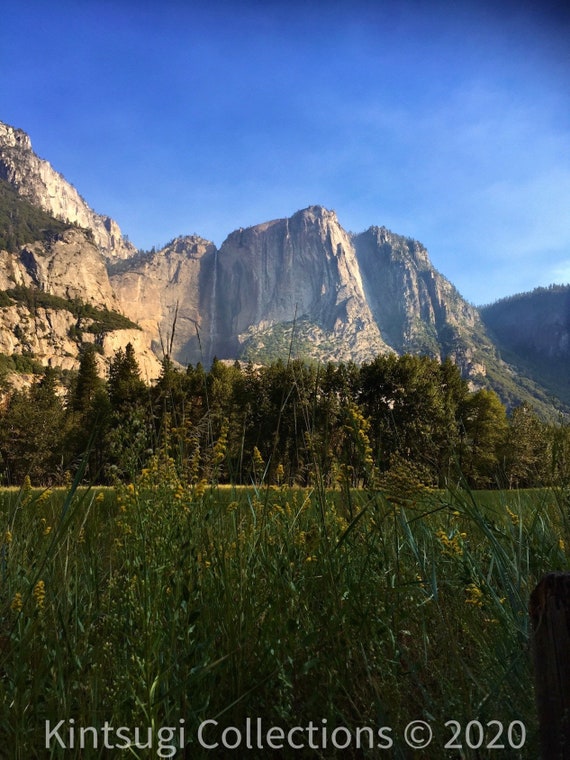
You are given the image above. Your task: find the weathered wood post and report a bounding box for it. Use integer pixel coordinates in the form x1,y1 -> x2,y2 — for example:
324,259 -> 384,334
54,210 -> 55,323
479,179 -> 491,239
530,572 -> 570,759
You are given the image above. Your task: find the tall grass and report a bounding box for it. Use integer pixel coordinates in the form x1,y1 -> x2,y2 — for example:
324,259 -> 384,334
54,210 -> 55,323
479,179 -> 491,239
1,462 -> 569,757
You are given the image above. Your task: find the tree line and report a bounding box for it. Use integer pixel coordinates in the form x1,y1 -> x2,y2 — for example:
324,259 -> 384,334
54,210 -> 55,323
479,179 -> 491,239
1,343 -> 568,489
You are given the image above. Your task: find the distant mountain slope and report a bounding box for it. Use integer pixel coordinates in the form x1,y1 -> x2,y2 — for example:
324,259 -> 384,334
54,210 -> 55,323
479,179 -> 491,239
480,285 -> 570,407
0,134 -> 161,380
0,120 -> 134,261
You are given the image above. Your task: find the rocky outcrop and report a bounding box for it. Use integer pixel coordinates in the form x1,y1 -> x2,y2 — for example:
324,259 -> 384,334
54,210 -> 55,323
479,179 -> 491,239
213,206 -> 389,363
100,328 -> 162,382
0,228 -> 118,309
0,121 -> 135,261
0,300 -> 161,380
0,210 -> 161,380
353,226 -> 492,373
110,235 -> 216,363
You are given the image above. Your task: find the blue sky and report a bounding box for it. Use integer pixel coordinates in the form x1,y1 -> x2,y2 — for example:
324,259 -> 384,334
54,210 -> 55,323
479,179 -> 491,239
2,0 -> 569,304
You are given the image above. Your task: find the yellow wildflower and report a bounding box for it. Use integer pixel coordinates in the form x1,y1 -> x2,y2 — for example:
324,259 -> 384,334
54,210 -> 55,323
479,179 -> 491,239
37,489 -> 52,504
506,506 -> 519,526
336,516 -> 349,534
465,582 -> 484,607
4,529 -> 12,544
11,592 -> 23,612
33,580 -> 46,610
194,479 -> 208,499
436,528 -> 464,556
196,551 -> 211,569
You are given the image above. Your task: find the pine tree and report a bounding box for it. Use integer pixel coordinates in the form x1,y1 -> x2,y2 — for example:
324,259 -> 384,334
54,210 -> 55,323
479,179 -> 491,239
65,344 -> 110,481
0,368 -> 66,484
70,343 -> 103,414
459,389 -> 508,487
108,343 -> 146,409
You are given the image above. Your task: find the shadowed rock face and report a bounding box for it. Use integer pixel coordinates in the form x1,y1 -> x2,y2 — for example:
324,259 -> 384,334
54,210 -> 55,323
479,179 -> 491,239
479,286 -> 570,407
481,287 -> 570,360
353,226 -> 483,356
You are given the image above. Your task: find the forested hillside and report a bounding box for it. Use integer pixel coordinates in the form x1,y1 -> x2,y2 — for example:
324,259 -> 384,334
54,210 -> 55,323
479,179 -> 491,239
481,285 -> 570,407
2,346 -> 568,490
0,178 -> 72,252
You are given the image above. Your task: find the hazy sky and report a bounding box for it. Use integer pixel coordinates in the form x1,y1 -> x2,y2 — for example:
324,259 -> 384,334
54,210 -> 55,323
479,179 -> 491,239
2,0 -> 569,304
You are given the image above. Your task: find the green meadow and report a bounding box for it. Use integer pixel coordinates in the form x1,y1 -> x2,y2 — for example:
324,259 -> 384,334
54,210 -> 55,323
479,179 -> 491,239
1,468 -> 568,758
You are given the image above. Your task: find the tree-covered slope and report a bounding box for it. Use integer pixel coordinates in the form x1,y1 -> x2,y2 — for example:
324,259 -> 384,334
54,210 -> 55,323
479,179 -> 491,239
0,177 -> 72,252
480,285 -> 570,408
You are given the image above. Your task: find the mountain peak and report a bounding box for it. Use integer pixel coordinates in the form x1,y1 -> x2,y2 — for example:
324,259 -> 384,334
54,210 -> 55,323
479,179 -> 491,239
0,119 -> 134,261
292,205 -> 338,225
0,121 -> 32,151
162,235 -> 215,256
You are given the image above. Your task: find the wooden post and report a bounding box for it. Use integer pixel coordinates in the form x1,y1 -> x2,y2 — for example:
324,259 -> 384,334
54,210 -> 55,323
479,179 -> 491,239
530,573 -> 570,759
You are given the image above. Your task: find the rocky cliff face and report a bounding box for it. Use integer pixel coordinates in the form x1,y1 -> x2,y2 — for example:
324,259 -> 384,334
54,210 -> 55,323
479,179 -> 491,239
110,235 -> 216,363
111,205 -> 495,375
0,121 -> 134,261
0,121 -> 161,381
213,206 -> 389,363
0,296 -> 161,381
0,119 -> 501,378
0,228 -> 118,309
353,226 -> 490,375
